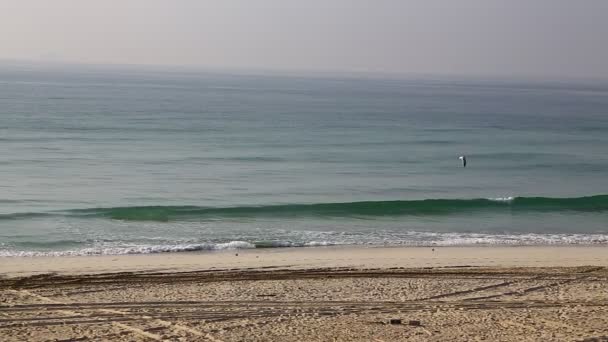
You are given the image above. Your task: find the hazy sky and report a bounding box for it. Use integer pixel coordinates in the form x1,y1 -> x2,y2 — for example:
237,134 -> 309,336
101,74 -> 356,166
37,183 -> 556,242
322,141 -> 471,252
2,0 -> 608,78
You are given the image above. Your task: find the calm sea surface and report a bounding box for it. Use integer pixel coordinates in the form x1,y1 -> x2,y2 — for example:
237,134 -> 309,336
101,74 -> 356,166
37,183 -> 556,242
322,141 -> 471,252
1,66 -> 608,256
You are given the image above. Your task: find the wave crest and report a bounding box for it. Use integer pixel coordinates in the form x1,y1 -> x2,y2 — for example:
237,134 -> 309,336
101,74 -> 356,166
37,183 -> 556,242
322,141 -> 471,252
1,195 -> 607,222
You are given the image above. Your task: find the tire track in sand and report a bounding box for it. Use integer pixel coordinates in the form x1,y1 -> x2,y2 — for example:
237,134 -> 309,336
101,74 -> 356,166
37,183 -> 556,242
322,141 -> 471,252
5,289 -> 213,341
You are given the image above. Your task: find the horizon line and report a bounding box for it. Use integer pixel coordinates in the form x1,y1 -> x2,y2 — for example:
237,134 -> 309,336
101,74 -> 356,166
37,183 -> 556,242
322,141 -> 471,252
1,58 -> 608,84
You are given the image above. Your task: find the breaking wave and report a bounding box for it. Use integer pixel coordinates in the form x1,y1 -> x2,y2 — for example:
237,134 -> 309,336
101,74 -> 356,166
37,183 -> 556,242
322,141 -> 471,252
1,195 -> 607,222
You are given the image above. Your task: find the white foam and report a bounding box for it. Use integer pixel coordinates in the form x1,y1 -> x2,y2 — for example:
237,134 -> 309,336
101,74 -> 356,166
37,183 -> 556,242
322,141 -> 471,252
2,234 -> 608,257
215,241 -> 256,249
304,241 -> 336,247
391,232 -> 608,246
487,196 -> 515,202
0,240 -> 256,257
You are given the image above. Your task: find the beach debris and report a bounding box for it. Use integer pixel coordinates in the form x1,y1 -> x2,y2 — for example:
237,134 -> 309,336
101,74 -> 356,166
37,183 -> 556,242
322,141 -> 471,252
408,320 -> 421,326
235,253 -> 239,256
389,319 -> 402,325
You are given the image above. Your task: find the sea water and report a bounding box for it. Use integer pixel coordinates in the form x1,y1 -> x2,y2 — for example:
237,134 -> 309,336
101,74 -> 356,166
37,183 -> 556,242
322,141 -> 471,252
1,65 -> 608,256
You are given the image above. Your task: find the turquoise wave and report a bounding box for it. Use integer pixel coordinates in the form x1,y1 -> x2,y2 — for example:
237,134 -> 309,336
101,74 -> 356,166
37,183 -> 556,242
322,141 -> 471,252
2,195 -> 605,222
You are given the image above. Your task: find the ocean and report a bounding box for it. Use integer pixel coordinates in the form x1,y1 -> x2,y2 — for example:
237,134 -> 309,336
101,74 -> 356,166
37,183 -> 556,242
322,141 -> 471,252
1,65 -> 608,256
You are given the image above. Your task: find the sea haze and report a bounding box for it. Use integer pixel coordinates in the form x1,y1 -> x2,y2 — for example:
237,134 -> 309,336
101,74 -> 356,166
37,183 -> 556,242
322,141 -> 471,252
1,66 -> 608,256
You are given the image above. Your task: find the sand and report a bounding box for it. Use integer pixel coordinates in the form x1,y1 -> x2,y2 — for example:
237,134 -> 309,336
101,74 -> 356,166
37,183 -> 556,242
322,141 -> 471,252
1,246 -> 608,341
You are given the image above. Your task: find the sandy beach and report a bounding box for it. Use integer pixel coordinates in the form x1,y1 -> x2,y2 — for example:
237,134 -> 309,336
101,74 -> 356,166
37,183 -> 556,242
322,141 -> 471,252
2,246 -> 608,341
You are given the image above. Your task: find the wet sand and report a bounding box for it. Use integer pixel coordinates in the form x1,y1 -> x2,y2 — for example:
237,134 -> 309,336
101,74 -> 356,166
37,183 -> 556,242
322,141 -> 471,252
2,246 -> 608,341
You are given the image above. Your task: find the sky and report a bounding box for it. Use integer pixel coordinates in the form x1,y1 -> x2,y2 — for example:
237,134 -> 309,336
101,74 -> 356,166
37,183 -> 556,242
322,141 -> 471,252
2,0 -> 608,78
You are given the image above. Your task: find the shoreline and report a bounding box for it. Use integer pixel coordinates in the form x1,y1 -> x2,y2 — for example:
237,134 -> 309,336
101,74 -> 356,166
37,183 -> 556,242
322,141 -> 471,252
2,245 -> 608,278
